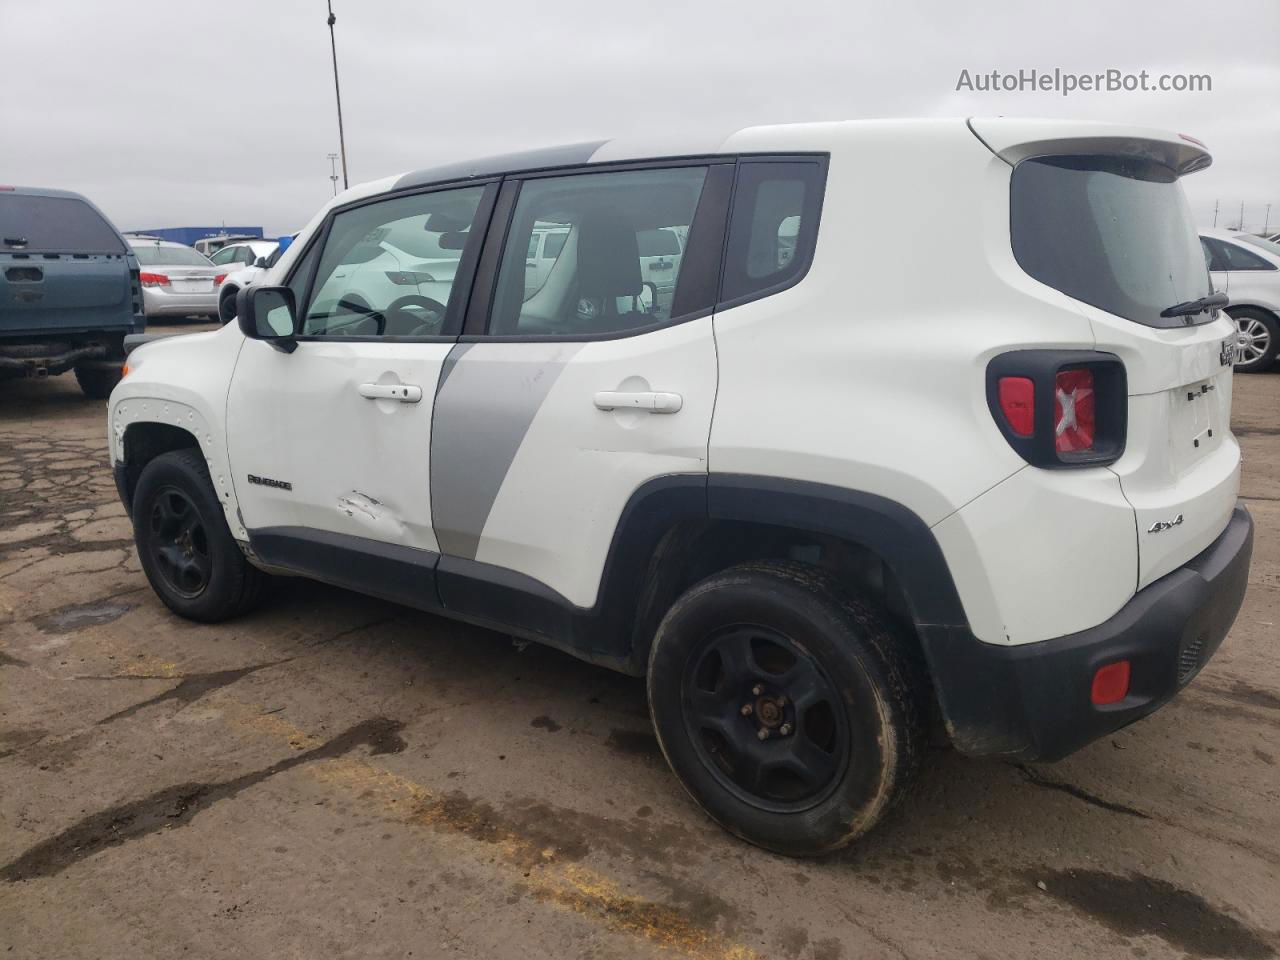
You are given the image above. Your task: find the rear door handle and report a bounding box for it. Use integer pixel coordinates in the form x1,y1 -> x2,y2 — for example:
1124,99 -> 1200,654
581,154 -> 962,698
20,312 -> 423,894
359,382 -> 422,403
593,390 -> 682,414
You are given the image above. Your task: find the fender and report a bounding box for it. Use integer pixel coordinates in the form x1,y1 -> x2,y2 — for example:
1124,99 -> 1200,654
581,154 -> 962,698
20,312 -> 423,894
706,474 -> 969,628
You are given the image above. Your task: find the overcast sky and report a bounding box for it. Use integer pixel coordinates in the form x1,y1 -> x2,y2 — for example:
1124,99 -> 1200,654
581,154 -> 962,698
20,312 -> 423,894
3,0 -> 1277,236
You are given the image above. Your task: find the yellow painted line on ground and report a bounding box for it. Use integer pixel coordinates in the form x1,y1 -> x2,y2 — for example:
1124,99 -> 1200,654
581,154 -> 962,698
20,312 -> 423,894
217,698 -> 759,960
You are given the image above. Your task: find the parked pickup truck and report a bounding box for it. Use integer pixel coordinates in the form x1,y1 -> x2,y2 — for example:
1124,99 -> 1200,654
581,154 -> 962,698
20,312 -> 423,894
1,186 -> 143,397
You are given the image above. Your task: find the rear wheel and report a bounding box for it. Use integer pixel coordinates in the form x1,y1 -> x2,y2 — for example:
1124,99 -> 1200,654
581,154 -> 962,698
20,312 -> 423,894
647,561 -> 926,856
1229,307 -> 1279,373
74,364 -> 122,399
133,449 -> 264,621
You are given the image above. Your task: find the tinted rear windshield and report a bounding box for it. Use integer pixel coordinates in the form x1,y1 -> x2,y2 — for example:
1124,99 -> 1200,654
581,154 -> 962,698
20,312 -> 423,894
638,228 -> 680,256
130,243 -> 213,267
1011,156 -> 1211,327
0,194 -> 125,254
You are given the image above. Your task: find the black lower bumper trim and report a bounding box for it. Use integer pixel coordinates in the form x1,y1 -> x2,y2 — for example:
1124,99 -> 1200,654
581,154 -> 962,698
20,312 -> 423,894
921,504 -> 1254,761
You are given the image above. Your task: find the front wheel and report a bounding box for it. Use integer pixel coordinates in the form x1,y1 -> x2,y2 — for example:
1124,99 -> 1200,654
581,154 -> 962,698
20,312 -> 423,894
1229,307 -> 1279,373
133,449 -> 265,621
647,561 -> 926,856
218,286 -> 239,325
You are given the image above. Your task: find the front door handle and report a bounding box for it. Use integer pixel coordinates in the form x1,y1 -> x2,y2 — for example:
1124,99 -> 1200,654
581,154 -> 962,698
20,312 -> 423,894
358,382 -> 422,403
593,390 -> 682,414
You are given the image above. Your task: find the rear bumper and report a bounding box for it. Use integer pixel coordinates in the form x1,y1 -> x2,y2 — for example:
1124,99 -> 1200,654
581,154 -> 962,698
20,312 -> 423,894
921,503 -> 1254,761
142,288 -> 219,317
0,342 -> 107,378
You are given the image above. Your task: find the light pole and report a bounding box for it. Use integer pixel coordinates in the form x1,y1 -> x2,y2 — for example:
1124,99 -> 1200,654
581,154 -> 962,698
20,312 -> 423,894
327,0 -> 349,191
327,153 -> 340,197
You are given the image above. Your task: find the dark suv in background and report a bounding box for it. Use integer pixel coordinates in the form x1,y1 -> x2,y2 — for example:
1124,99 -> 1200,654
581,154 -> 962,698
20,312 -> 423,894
0,186 -> 143,398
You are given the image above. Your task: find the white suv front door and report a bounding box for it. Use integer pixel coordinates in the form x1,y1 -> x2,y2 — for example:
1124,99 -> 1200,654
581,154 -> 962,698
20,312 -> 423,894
226,183 -> 494,570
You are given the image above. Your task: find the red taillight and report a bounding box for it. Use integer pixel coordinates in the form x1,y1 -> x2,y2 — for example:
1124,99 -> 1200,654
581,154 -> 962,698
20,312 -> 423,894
139,272 -> 170,287
1054,368 -> 1095,453
997,377 -> 1035,437
1091,660 -> 1131,705
214,274 -> 227,286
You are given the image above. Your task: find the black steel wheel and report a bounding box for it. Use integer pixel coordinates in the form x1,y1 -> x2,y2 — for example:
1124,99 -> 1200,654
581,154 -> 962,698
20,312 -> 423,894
146,486 -> 212,599
133,449 -> 265,622
648,561 -> 926,856
682,624 -> 849,812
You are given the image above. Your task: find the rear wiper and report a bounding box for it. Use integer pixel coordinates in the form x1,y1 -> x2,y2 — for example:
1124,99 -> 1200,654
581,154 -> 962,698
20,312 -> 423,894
1160,292 -> 1229,318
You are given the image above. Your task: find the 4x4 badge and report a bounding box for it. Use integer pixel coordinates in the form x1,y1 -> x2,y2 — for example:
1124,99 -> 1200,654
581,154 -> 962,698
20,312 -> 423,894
1147,514 -> 1184,534
1220,339 -> 1235,367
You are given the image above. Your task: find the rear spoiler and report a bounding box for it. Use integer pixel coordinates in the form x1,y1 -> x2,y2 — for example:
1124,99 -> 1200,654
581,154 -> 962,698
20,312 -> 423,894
967,118 -> 1212,175
123,332 -> 185,356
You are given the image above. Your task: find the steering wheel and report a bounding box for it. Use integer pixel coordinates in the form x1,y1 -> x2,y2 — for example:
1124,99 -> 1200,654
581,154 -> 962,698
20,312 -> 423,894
334,294 -> 384,335
384,294 -> 448,336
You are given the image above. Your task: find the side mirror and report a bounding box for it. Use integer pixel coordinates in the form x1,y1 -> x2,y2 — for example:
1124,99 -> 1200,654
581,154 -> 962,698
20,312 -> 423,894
237,286 -> 298,353
254,256 -> 270,268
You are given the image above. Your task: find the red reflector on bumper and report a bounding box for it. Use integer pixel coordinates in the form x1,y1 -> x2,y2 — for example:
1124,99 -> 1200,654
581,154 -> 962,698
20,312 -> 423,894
1091,660 -> 1131,705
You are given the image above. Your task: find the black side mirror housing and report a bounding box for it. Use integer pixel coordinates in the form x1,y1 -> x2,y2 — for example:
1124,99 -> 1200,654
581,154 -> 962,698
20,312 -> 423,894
237,286 -> 298,354
254,256 -> 270,268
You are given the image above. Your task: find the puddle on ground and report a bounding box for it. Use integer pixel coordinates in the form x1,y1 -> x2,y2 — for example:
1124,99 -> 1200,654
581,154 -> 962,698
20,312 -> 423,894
1034,869 -> 1273,959
33,599 -> 134,634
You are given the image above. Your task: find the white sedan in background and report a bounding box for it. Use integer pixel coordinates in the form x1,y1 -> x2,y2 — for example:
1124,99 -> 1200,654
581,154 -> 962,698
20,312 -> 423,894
1200,227 -> 1280,372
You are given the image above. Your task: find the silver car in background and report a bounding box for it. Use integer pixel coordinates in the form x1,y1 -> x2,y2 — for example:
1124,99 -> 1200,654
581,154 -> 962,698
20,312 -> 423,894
127,238 -> 222,320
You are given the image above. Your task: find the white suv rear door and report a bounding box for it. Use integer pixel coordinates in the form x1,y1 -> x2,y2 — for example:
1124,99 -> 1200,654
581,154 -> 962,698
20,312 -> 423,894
428,164 -> 732,610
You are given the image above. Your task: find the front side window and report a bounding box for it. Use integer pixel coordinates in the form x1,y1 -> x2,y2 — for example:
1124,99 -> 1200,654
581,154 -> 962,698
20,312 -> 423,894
210,246 -> 239,265
302,185 -> 486,338
489,166 -> 707,336
1011,156 -> 1213,327
720,160 -> 825,305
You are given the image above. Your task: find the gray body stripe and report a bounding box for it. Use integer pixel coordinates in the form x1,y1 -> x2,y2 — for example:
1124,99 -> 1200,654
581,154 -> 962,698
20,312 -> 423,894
430,343 -> 584,559
395,141 -> 608,191
435,341 -> 473,395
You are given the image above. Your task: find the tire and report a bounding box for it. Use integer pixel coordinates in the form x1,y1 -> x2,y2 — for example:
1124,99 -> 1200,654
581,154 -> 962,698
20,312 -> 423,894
647,561 -> 926,857
1228,307 -> 1279,373
74,364 -> 123,399
132,449 -> 265,622
218,286 -> 239,325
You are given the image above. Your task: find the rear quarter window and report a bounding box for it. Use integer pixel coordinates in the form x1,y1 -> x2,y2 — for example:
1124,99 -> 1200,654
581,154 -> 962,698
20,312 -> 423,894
720,159 -> 826,307
0,194 -> 125,254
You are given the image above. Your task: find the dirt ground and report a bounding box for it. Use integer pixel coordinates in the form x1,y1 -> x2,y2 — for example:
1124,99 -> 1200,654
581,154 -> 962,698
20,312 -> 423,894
1,326 -> 1277,960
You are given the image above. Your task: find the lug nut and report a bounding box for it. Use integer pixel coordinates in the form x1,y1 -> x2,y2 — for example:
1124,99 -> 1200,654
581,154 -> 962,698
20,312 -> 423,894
779,723 -> 792,736
752,684 -> 764,696
757,728 -> 770,741
740,704 -> 753,716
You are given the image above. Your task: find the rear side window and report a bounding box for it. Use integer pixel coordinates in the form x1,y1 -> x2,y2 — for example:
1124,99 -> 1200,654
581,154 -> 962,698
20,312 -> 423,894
0,194 -> 124,254
1011,156 -> 1212,327
1204,236 -> 1276,272
488,166 -> 708,336
720,160 -> 825,305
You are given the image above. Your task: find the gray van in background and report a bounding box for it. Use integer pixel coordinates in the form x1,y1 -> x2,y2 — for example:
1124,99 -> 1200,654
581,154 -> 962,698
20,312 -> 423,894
0,186 -> 143,397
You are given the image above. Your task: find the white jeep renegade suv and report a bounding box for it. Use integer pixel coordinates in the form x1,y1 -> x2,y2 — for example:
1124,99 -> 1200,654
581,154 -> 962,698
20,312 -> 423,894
109,119 -> 1254,856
